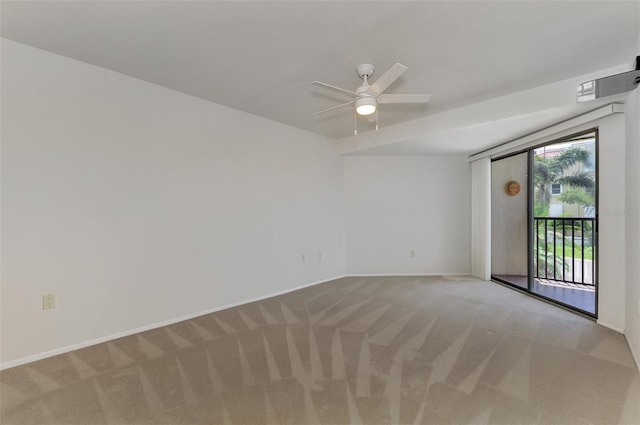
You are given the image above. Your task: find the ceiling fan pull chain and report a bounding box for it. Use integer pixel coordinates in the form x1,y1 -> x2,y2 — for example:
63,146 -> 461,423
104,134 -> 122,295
354,109 -> 358,135
375,109 -> 379,131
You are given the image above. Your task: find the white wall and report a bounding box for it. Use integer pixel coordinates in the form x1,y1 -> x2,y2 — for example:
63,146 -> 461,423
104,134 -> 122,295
625,46 -> 640,368
0,40 -> 346,367
491,153 -> 528,276
344,156 -> 470,275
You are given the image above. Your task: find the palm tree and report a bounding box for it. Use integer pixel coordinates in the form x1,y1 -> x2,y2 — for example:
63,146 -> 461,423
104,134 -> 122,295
534,147 -> 594,213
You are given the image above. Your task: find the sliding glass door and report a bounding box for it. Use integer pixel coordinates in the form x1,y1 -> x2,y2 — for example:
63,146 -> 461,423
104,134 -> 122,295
490,130 -> 598,317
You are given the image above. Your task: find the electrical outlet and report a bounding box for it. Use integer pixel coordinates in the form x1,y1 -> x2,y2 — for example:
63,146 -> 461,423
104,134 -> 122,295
410,249 -> 416,258
43,293 -> 56,310
301,254 -> 305,263
318,251 -> 323,261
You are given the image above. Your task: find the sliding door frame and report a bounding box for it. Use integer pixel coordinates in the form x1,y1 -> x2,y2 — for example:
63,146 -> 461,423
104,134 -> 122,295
490,149 -> 530,291
491,128 -> 599,318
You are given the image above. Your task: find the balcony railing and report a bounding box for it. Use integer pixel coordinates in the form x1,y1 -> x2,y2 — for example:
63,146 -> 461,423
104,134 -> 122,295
533,217 -> 596,286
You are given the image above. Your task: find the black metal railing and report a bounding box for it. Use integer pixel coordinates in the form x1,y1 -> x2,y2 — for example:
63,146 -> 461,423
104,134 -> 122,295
533,217 -> 596,285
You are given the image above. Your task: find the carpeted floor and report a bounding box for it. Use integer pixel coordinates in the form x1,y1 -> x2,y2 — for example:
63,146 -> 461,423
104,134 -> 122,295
1,276 -> 639,424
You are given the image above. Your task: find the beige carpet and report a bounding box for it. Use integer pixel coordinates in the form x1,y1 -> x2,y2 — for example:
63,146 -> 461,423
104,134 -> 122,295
1,276 -> 639,424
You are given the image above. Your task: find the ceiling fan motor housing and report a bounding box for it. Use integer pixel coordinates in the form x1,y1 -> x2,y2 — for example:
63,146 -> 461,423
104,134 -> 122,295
356,65 -> 376,115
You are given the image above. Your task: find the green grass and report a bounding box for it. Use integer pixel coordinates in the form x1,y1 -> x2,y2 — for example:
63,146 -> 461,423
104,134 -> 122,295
537,243 -> 593,260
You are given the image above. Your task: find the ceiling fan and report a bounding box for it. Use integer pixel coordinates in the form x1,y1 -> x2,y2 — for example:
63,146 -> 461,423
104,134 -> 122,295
312,63 -> 431,131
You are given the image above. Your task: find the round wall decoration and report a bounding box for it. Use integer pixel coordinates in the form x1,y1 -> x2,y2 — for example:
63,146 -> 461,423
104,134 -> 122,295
505,181 -> 521,196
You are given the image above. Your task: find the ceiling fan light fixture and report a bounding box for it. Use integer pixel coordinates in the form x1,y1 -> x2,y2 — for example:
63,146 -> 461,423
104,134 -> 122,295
355,97 -> 376,115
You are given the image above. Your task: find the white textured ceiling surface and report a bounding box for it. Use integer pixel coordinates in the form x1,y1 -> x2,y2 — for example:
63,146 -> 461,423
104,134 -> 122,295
2,1 -> 639,144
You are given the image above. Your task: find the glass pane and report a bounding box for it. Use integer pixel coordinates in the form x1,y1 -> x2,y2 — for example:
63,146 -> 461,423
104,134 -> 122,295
531,133 -> 596,315
491,152 -> 528,289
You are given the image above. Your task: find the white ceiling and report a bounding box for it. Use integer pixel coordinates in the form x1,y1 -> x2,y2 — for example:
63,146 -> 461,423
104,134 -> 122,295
2,1 -> 639,152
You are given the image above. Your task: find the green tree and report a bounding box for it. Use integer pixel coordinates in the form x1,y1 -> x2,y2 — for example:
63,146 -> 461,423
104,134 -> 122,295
534,147 -> 594,215
558,186 -> 595,214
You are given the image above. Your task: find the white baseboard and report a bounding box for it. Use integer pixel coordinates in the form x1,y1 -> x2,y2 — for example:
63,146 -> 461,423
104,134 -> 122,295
0,274 -> 346,371
626,336 -> 640,373
345,272 -> 473,277
597,319 -> 624,334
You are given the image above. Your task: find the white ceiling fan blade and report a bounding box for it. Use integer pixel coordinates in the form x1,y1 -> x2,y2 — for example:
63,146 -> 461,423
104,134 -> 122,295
315,100 -> 355,115
367,63 -> 408,96
312,81 -> 358,98
377,94 -> 431,104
